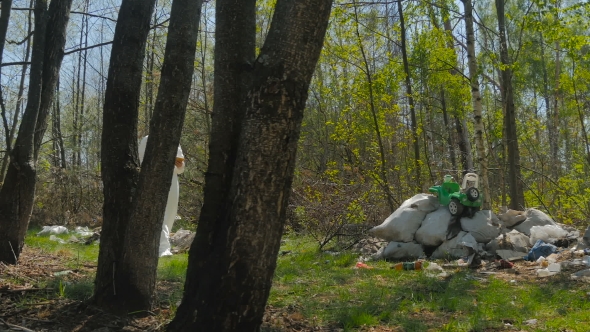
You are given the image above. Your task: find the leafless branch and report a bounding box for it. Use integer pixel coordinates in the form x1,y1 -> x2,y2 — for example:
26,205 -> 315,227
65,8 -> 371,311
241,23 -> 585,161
7,31 -> 34,46
64,41 -> 113,56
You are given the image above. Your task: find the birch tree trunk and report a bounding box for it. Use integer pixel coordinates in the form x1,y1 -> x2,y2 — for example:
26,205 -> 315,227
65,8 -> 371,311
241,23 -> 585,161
462,0 -> 491,209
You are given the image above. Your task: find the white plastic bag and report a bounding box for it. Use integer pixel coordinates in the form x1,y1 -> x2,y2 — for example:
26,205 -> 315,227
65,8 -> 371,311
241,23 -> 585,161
37,226 -> 69,236
529,225 -> 568,245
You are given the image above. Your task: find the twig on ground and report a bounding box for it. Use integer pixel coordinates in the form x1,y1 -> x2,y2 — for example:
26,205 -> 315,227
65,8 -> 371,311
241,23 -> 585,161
0,318 -> 37,332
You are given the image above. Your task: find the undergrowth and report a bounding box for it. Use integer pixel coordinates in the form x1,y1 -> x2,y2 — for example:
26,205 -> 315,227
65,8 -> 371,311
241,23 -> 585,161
9,229 -> 590,331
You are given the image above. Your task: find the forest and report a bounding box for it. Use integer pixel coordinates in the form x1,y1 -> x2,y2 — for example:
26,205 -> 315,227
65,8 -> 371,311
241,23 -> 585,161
1,0 -> 590,331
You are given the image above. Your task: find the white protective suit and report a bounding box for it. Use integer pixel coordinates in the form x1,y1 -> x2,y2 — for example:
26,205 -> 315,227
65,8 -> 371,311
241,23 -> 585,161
138,135 -> 185,257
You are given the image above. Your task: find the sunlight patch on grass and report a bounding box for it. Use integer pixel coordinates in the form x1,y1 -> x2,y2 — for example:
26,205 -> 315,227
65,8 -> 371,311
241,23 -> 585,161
157,253 -> 188,282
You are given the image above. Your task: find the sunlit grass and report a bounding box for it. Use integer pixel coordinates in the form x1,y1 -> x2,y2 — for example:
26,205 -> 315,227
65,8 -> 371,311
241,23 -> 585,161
18,230 -> 590,331
269,234 -> 590,331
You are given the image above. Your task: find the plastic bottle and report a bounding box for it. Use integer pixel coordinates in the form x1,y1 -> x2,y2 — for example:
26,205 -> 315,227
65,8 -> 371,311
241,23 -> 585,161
393,261 -> 423,271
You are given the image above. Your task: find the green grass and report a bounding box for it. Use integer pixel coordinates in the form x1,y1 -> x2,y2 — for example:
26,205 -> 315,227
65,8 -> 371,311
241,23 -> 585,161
157,253 -> 188,282
18,230 -> 590,331
270,235 -> 590,331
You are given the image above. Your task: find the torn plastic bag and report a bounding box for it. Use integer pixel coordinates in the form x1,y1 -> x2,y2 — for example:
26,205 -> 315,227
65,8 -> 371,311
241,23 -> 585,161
524,239 -> 557,261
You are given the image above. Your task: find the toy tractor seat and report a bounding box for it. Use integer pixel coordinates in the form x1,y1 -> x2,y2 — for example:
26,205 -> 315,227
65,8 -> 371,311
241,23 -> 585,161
461,173 -> 480,202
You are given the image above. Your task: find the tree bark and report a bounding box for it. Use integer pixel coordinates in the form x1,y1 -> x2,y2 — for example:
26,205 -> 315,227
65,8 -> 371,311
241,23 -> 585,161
462,0 -> 491,209
34,0 -> 74,161
496,0 -> 524,210
397,0 -> 421,189
0,0 -> 14,181
93,0 -> 156,309
169,0 -> 333,330
0,0 -> 48,264
115,0 -> 202,312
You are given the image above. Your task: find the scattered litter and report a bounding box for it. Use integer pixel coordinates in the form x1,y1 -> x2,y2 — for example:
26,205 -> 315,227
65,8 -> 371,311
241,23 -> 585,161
524,240 -> 557,261
524,319 -> 538,325
570,269 -> 590,282
391,261 -> 423,270
497,259 -> 514,269
355,262 -> 373,269
38,226 -> 68,236
53,270 -> 73,276
74,226 -> 94,237
529,225 -> 568,245
49,235 -> 66,244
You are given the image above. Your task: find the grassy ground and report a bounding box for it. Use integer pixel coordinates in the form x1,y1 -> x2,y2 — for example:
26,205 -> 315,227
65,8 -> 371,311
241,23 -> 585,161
1,229 -> 589,331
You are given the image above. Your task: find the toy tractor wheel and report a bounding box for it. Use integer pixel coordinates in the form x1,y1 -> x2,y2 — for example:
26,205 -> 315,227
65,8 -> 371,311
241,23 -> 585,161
448,198 -> 464,216
466,187 -> 480,202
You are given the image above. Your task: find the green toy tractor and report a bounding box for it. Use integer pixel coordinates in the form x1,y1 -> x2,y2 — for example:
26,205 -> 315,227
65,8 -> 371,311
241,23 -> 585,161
428,173 -> 482,217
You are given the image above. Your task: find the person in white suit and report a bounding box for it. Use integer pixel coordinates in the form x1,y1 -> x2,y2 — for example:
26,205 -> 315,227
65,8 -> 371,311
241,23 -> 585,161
138,135 -> 185,257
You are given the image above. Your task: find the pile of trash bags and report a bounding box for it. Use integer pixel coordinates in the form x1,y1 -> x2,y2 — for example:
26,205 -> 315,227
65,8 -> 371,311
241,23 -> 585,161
368,194 -> 589,263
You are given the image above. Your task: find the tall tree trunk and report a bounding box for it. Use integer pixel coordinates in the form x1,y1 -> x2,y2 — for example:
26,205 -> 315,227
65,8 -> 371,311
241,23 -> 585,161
52,78 -> 67,169
34,0 -> 74,160
397,0 -> 420,189
0,0 -> 48,264
462,0 -> 491,209
169,0 -> 333,330
550,41 -> 561,175
0,0 -> 73,264
1,0 -> 30,182
93,0 -> 157,310
114,0 -> 202,312
352,0 -> 394,212
144,1 -> 158,131
169,0 -> 257,327
0,0 -> 13,166
496,0 -> 524,210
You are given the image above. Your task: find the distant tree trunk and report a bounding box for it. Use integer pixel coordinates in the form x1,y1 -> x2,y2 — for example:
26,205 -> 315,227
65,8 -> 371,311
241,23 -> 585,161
114,0 -> 202,312
93,0 -> 156,310
52,79 -> 67,169
0,0 -> 12,144
34,0 -> 74,160
462,0 -> 491,209
440,90 -> 457,171
0,0 -> 72,264
397,0 -> 420,189
496,0 -> 524,210
0,0 -> 14,181
352,0 -> 394,212
169,0 -> 333,330
144,2 -> 158,131
549,41 -> 561,175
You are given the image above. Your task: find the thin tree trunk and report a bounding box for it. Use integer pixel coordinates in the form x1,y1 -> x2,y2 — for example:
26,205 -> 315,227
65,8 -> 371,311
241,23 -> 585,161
144,1 -> 158,131
0,0 -> 13,170
1,0 -> 30,182
34,0 -> 74,161
496,0 -> 524,210
462,0 -> 491,209
397,0 -> 420,189
170,0 -> 333,330
352,0 -> 394,212
52,78 -> 67,168
550,41 -> 561,175
116,0 -> 202,312
93,0 -> 157,311
571,60 -> 590,165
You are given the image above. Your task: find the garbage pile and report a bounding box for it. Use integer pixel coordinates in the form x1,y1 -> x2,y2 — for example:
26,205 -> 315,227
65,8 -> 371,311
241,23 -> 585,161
37,225 -> 100,244
366,194 -> 590,280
